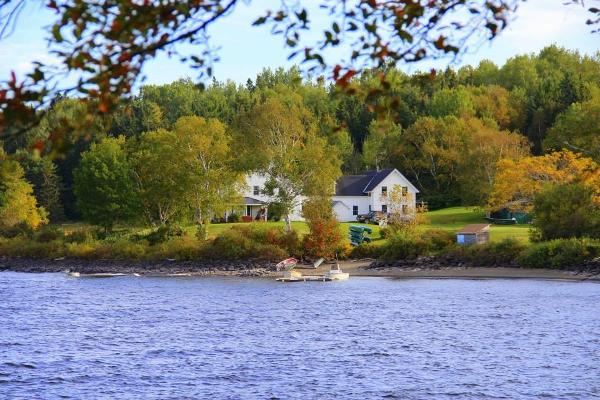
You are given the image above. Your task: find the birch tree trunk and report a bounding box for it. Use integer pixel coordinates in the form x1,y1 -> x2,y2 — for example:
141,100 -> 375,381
283,214 -> 292,233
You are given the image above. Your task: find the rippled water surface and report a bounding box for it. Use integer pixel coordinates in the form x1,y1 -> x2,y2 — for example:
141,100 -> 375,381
1,273 -> 599,399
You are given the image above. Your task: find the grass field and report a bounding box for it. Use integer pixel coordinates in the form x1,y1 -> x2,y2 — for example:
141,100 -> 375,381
203,207 -> 532,244
421,207 -> 531,243
59,207 -> 531,244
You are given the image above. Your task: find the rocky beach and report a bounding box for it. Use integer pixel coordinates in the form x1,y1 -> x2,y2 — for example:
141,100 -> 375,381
2,255 -> 600,281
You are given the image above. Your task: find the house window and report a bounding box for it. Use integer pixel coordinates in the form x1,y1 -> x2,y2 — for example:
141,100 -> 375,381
353,206 -> 359,216
369,205 -> 372,212
382,205 -> 387,213
402,205 -> 408,214
253,186 -> 260,196
402,186 -> 408,196
381,186 -> 388,196
246,205 -> 251,216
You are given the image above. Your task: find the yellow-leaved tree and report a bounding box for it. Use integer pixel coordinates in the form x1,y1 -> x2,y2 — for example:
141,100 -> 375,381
0,149 -> 48,230
488,150 -> 600,212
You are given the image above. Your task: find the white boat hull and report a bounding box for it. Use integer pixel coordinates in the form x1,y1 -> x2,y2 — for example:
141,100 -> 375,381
324,271 -> 349,281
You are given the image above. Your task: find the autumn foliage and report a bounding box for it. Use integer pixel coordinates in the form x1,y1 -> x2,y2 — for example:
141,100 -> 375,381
301,197 -> 344,259
488,150 -> 600,212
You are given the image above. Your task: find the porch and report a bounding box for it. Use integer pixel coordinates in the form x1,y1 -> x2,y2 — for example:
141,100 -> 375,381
243,197 -> 267,221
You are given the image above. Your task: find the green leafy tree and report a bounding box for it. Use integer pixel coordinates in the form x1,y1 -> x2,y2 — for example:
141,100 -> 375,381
544,88 -> 600,161
468,85 -> 513,129
532,182 -> 600,241
457,119 -> 529,206
27,98 -> 110,218
173,116 -> 243,239
73,136 -> 139,231
239,96 -> 342,232
130,129 -> 198,226
391,116 -> 468,207
0,149 -> 48,230
427,86 -> 475,118
362,119 -> 402,170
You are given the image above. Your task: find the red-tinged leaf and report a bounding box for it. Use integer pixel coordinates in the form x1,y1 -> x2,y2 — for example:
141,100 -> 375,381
332,64 -> 342,79
33,140 -> 45,153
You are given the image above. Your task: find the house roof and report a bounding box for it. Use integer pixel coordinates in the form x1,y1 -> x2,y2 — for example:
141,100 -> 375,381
335,174 -> 372,196
457,224 -> 491,234
335,168 -> 418,196
363,169 -> 395,192
332,200 -> 349,209
243,197 -> 265,205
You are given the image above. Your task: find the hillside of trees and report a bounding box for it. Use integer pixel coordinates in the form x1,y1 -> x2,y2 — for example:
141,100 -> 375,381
1,45 -> 599,229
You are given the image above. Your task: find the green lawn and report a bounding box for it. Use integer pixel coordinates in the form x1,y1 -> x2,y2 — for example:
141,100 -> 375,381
58,207 -> 531,243
202,207 -> 530,243
421,207 -> 531,243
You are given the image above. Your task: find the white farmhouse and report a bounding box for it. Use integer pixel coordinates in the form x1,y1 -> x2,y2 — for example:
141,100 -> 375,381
240,173 -> 304,221
331,169 -> 419,222
239,169 -> 418,223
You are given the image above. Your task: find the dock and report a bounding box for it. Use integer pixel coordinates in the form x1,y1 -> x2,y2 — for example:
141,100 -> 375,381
276,274 -> 332,282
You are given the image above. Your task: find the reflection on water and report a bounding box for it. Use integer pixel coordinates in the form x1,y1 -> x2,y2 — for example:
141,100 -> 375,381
1,272 -> 599,399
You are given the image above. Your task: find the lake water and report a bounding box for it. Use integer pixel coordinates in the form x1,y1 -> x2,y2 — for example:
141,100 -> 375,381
1,273 -> 599,399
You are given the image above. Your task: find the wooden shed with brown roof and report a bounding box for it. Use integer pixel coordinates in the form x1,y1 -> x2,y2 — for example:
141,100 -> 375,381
456,224 -> 490,245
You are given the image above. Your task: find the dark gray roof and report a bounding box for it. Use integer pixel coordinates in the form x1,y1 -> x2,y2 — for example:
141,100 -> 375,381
243,197 -> 265,205
363,169 -> 395,192
335,169 -> 395,196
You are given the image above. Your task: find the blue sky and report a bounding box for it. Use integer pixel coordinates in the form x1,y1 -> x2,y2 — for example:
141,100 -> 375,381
0,0 -> 598,89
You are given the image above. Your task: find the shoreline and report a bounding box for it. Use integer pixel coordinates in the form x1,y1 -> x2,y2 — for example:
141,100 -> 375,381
1,257 -> 599,282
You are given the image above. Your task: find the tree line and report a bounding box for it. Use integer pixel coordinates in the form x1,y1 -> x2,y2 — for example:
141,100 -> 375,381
1,45 -> 599,235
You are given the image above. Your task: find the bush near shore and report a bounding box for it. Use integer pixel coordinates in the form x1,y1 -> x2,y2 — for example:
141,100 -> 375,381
1,208 -> 600,270
0,224 -> 303,262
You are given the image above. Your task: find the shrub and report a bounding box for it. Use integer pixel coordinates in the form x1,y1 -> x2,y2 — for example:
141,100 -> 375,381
518,238 -> 600,269
148,236 -> 203,260
335,242 -> 353,260
203,225 -> 300,260
379,227 -> 391,239
227,213 -> 240,223
34,226 -> 64,243
532,182 -> 600,241
66,241 -> 101,259
266,202 -> 284,221
109,238 -> 148,260
421,229 -> 455,251
253,243 -> 288,260
64,229 -> 95,244
234,225 -> 300,256
0,222 -> 34,239
0,237 -> 64,258
205,228 -> 254,259
349,242 -> 383,259
145,224 -> 186,245
302,218 -> 343,259
465,238 -> 525,266
302,197 -> 344,259
380,231 -> 429,260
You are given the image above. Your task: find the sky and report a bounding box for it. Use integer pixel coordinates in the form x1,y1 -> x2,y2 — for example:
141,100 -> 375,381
0,0 -> 598,89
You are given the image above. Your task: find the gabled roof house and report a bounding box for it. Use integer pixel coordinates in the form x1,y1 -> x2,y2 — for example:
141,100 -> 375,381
332,169 -> 419,222
239,168 -> 418,222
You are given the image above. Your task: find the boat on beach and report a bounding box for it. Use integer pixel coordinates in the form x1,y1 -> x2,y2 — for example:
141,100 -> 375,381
324,263 -> 349,281
276,256 -> 349,282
